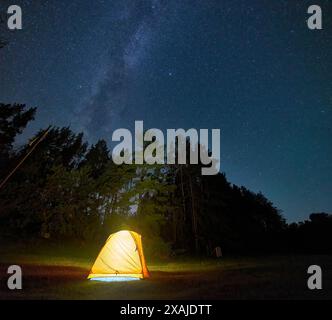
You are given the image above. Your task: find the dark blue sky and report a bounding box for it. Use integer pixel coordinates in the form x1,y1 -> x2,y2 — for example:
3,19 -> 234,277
1,0 -> 331,222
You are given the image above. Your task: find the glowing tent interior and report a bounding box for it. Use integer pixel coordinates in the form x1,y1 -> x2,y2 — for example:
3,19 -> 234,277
88,230 -> 149,281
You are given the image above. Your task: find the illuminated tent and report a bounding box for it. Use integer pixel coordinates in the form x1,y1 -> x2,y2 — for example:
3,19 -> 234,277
88,230 -> 149,281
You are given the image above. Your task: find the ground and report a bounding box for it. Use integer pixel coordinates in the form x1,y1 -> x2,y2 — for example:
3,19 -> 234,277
0,243 -> 331,299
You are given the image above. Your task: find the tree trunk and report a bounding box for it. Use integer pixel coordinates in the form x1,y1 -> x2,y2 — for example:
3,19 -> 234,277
189,174 -> 199,253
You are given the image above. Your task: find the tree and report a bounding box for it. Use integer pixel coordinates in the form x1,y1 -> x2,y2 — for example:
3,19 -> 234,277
39,165 -> 102,240
0,103 -> 36,173
123,163 -> 176,258
0,126 -> 89,237
81,139 -> 109,178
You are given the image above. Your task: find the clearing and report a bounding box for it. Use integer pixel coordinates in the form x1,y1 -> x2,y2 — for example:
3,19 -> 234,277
0,243 -> 331,299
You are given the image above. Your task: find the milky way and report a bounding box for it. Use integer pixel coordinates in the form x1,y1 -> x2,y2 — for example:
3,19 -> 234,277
0,0 -> 332,221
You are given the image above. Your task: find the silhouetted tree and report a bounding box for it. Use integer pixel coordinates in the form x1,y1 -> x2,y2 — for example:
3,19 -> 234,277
81,139 -> 109,178
283,213 -> 332,253
0,103 -> 36,173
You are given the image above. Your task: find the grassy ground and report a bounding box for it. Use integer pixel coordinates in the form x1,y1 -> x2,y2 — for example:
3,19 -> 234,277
0,243 -> 331,299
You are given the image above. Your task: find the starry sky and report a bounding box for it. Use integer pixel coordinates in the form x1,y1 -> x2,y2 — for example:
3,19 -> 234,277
0,0 -> 331,222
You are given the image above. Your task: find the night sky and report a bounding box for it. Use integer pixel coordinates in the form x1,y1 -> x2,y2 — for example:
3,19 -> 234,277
0,0 -> 331,222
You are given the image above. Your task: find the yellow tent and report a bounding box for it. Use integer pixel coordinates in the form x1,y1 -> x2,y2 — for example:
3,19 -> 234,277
88,230 -> 149,281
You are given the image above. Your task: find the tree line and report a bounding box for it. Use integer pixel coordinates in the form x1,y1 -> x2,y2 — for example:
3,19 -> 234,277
0,103 -> 331,257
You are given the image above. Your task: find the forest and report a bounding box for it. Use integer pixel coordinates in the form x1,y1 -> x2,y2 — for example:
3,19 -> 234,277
0,103 -> 331,258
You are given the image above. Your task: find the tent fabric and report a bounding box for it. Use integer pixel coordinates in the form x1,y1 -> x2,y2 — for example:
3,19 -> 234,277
88,230 -> 149,280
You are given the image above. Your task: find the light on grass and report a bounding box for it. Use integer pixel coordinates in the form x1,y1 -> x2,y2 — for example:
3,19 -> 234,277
90,277 -> 140,282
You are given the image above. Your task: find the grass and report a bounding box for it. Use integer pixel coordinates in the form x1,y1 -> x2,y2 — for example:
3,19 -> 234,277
0,242 -> 331,299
